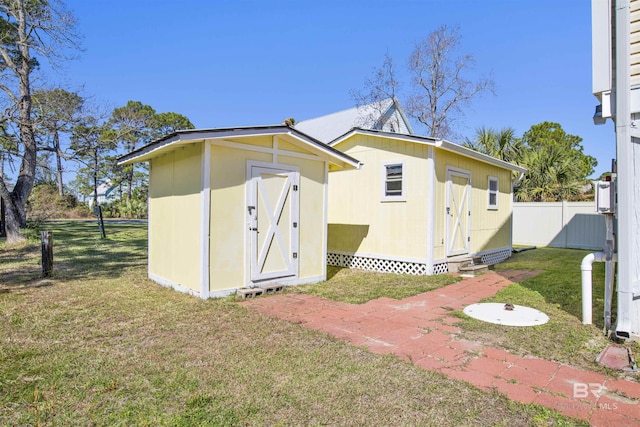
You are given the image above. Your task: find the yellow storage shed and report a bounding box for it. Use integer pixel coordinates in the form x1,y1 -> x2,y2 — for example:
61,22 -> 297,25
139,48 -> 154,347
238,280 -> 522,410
326,129 -> 527,275
118,126 -> 361,298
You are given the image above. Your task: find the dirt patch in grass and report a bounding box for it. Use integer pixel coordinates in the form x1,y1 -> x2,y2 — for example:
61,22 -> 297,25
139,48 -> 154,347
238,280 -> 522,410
290,266 -> 460,304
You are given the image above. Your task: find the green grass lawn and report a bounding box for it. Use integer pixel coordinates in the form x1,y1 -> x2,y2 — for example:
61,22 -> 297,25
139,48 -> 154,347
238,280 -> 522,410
1,221 -> 587,426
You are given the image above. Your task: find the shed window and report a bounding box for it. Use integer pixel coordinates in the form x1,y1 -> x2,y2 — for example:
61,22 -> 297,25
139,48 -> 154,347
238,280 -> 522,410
381,161 -> 406,202
488,177 -> 498,210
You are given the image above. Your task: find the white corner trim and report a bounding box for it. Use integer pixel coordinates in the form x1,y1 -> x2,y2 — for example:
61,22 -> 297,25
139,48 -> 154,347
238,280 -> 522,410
199,141 -> 211,299
147,163 -> 152,276
426,146 -> 435,274
322,161 -> 329,278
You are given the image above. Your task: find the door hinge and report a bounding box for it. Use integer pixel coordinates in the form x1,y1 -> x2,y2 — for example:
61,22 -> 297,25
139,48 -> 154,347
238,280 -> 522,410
446,207 -> 450,215
293,185 -> 298,191
467,236 -> 471,242
468,211 -> 471,216
292,252 -> 298,259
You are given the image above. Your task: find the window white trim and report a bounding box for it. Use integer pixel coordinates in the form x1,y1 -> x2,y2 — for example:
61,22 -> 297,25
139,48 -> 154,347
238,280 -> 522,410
381,160 -> 406,202
488,176 -> 499,210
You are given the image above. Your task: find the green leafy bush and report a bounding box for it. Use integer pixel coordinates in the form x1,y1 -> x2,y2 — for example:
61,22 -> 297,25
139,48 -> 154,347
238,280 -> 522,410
100,197 -> 147,219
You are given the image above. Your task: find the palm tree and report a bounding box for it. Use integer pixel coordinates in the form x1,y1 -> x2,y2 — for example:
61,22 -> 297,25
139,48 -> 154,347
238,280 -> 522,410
514,144 -> 582,202
463,127 -> 524,164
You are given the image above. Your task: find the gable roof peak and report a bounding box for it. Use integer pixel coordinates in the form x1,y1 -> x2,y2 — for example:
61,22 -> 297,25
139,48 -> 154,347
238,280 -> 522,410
295,97 -> 414,143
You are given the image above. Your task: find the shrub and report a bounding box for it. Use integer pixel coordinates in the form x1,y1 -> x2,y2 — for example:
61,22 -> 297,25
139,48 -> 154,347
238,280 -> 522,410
27,184 -> 92,220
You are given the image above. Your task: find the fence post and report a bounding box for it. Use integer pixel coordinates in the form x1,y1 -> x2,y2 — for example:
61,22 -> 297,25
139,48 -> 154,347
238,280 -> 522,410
41,230 -> 53,277
561,200 -> 569,248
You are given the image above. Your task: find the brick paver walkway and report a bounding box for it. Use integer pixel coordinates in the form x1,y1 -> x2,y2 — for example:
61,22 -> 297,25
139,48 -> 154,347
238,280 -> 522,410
240,270 -> 640,426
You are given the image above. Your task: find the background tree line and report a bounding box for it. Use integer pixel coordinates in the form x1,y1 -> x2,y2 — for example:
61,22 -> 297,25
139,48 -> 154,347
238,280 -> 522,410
20,90 -> 193,222
463,123 -> 597,202
0,0 -> 193,242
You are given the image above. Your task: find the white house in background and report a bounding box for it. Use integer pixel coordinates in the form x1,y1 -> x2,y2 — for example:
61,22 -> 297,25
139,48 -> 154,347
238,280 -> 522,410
87,179 -> 117,207
295,98 -> 413,143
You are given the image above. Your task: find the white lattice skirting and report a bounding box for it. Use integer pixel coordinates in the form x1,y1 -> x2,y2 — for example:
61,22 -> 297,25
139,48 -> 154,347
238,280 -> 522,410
431,262 -> 449,275
478,247 -> 512,265
327,247 -> 513,276
327,252 -> 429,275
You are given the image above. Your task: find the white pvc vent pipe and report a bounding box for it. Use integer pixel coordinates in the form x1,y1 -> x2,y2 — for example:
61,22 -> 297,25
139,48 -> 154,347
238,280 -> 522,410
581,252 -> 615,325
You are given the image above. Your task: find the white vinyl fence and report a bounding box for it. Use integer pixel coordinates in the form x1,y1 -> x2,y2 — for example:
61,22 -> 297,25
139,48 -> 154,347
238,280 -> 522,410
512,201 -> 607,250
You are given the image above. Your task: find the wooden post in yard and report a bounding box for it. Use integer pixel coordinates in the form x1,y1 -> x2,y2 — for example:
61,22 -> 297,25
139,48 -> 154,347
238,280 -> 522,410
41,231 -> 53,277
97,205 -> 106,239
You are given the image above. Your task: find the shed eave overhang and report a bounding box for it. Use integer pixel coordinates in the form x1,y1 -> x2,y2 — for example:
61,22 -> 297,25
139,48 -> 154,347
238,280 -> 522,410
329,128 -> 526,174
117,125 -> 362,170
436,140 -> 527,174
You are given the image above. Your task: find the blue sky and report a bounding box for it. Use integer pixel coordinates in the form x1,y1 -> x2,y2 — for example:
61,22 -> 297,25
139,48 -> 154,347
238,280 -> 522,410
55,0 -> 614,178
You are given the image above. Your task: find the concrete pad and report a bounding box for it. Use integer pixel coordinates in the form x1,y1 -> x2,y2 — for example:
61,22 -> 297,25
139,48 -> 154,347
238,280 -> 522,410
463,303 -> 549,326
596,345 -> 634,371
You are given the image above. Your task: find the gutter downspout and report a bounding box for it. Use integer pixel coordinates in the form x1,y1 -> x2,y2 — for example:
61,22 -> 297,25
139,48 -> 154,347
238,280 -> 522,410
614,0 -> 634,338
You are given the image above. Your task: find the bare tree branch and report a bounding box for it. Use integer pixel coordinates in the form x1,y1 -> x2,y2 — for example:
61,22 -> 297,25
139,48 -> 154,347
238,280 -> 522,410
406,25 -> 494,139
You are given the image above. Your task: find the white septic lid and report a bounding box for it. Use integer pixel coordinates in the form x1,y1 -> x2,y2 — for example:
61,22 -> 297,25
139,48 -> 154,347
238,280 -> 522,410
463,303 -> 549,326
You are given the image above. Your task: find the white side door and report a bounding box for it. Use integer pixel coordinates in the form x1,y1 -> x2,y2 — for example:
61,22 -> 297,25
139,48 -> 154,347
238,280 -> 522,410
247,164 -> 299,282
446,168 -> 471,257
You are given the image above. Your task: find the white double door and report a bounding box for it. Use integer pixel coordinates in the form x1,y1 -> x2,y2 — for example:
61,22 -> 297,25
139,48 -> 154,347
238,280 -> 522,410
247,163 -> 299,283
